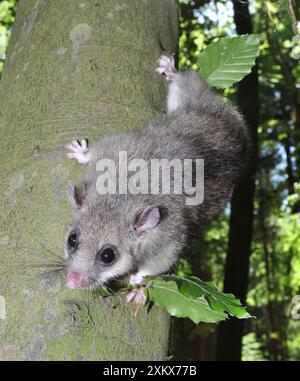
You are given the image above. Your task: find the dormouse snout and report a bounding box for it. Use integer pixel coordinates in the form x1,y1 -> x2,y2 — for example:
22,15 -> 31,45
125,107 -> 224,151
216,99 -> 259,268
66,271 -> 88,289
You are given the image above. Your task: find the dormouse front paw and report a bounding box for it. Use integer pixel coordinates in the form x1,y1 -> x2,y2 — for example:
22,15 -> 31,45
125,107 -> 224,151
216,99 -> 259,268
67,139 -> 91,164
155,55 -> 177,81
126,274 -> 147,315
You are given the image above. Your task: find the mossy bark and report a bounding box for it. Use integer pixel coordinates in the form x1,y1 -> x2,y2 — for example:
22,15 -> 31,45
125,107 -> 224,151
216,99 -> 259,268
0,0 -> 179,360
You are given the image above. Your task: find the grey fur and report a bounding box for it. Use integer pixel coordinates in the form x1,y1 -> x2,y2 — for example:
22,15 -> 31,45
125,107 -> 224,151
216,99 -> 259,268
65,68 -> 250,286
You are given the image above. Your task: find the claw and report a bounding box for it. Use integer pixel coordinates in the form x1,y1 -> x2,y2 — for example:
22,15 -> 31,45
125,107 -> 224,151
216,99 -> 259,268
134,290 -> 146,316
126,290 -> 137,303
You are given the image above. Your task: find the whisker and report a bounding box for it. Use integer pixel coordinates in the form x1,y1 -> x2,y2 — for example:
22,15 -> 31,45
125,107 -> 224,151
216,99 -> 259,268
38,242 -> 65,262
22,226 -> 65,261
102,281 -> 128,306
0,261 -> 65,272
0,256 -> 65,290
28,267 -> 65,288
30,254 -> 64,266
85,280 -> 112,309
0,256 -> 65,270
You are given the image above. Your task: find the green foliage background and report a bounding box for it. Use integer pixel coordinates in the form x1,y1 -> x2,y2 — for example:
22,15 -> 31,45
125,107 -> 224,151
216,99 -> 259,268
0,0 -> 16,73
178,0 -> 300,361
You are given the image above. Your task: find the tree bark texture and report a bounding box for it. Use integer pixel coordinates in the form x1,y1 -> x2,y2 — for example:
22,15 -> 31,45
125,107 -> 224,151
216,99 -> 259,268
0,0 -> 179,360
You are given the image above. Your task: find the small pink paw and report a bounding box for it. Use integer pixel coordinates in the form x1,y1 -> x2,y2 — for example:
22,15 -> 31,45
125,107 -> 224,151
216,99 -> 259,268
155,55 -> 176,81
126,274 -> 147,315
126,288 -> 146,316
126,288 -> 146,305
67,139 -> 91,164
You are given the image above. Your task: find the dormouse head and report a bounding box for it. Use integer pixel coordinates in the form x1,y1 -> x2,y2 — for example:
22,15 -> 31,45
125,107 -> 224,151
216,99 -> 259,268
64,181 -> 163,290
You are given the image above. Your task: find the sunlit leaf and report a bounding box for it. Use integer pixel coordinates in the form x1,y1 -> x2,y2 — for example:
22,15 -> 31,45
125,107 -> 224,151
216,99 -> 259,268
144,275 -> 252,323
197,34 -> 260,88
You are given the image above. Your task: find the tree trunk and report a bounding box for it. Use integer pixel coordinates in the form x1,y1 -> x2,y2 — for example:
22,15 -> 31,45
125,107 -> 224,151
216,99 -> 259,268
0,0 -> 179,360
292,87 -> 300,212
295,87 -> 300,181
216,0 -> 259,361
258,190 -> 281,361
283,133 -> 296,196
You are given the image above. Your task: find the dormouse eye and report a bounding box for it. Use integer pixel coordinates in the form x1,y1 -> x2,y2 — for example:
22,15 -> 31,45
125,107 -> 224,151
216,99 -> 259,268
67,231 -> 79,251
96,245 -> 117,266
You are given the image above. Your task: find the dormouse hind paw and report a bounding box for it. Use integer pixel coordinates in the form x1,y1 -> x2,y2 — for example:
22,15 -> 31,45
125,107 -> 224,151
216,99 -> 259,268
155,55 -> 176,81
67,139 -> 91,164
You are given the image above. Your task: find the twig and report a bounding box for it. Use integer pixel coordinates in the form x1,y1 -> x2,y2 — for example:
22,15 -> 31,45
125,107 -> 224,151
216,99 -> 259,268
288,0 -> 298,35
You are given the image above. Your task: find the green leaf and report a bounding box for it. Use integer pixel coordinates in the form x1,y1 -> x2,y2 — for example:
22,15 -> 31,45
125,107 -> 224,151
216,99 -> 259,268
145,275 -> 253,324
174,275 -> 252,319
197,35 -> 260,88
91,287 -> 111,298
145,276 -> 226,324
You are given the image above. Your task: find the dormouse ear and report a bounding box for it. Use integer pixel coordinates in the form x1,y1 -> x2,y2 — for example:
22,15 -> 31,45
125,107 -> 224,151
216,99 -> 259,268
134,206 -> 161,234
67,181 -> 87,208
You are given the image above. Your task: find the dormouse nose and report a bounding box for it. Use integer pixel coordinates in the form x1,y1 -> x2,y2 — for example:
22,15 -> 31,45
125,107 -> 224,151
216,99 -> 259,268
66,272 -> 88,289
